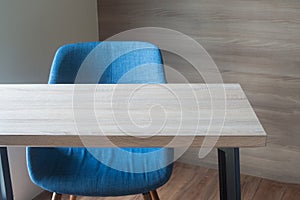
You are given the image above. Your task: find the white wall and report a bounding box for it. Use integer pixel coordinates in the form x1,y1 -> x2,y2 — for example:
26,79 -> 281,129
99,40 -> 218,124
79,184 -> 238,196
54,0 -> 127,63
0,0 -> 98,199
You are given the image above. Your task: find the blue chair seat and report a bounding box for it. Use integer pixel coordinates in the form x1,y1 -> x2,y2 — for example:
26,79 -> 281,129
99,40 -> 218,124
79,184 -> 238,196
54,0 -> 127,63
27,147 -> 173,196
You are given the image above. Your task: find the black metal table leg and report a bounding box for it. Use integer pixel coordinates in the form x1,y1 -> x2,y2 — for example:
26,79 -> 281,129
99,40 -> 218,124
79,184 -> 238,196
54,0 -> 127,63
218,148 -> 241,200
0,147 -> 13,200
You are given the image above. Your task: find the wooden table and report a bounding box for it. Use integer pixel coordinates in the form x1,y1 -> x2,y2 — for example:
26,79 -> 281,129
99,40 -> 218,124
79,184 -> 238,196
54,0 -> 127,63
0,84 -> 266,200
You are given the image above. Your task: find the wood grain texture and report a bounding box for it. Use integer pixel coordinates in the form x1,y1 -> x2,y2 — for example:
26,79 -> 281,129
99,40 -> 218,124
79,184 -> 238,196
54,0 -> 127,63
98,0 -> 300,183
253,179 -> 287,200
33,162 -> 300,200
0,84 -> 266,147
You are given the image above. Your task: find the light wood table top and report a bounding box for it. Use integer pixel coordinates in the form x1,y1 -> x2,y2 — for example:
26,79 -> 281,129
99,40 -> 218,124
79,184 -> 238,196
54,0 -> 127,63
0,84 -> 266,147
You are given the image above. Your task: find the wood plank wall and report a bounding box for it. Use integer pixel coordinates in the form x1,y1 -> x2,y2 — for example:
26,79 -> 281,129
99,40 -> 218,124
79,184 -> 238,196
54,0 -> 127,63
98,0 -> 300,183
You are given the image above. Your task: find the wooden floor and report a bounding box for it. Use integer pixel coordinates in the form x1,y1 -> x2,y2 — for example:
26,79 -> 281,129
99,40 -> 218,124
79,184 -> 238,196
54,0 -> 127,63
34,162 -> 300,200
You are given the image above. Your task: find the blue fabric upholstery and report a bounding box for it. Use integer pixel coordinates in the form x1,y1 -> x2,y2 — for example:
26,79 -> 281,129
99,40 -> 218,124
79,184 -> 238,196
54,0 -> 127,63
26,42 -> 173,196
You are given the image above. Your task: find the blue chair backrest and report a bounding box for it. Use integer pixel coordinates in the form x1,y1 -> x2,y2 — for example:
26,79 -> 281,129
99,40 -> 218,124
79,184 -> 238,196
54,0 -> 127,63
49,41 -> 166,84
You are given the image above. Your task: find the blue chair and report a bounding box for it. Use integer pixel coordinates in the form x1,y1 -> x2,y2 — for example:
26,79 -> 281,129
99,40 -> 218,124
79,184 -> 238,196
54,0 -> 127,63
26,42 -> 173,200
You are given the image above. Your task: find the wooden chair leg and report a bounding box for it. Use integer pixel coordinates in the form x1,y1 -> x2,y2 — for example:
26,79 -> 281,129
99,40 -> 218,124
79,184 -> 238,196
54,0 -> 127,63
51,192 -> 62,200
70,195 -> 77,200
150,190 -> 160,200
142,192 -> 153,200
